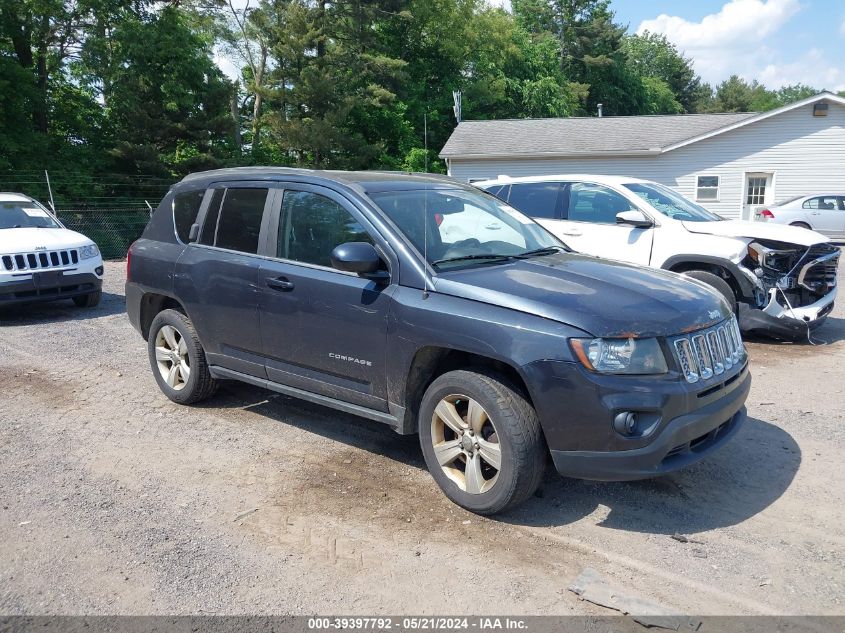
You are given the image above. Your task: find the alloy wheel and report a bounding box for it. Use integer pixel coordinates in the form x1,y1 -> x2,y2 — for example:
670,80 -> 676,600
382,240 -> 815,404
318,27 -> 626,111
430,394 -> 502,494
154,325 -> 190,391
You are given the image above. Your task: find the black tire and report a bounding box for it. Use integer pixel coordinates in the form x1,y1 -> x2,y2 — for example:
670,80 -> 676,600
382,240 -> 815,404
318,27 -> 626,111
790,222 -> 811,230
682,270 -> 737,314
147,309 -> 218,405
418,369 -> 546,515
72,289 -> 101,308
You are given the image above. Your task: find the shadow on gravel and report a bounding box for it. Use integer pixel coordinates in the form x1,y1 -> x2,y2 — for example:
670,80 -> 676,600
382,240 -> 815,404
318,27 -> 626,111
0,292 -> 125,326
199,382 -> 426,468
205,382 -> 799,535
501,416 -> 800,533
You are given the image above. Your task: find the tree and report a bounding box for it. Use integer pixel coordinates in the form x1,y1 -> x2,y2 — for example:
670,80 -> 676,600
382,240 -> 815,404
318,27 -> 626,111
263,0 -> 407,168
623,31 -> 700,112
104,6 -> 235,175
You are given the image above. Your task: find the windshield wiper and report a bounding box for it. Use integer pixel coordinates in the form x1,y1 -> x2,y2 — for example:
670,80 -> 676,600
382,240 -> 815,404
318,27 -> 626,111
512,246 -> 566,259
432,253 -> 515,266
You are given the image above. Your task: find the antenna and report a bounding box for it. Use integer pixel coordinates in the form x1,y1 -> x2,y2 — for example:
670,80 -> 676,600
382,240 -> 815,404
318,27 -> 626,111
145,200 -> 154,217
44,170 -> 56,212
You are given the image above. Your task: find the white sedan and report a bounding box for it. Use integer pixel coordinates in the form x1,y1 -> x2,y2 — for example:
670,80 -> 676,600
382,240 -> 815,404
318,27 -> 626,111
756,194 -> 845,240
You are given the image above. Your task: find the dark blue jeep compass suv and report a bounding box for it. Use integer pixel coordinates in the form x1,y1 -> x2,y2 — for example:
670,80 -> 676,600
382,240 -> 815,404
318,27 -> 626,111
126,168 -> 750,514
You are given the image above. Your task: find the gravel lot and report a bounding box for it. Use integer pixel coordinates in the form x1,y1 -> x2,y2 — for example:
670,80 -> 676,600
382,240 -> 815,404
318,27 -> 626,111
1,261 -> 843,616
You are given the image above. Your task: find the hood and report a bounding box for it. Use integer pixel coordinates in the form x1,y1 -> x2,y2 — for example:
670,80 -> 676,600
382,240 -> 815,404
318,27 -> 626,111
433,253 -> 731,338
0,227 -> 93,253
682,220 -> 828,247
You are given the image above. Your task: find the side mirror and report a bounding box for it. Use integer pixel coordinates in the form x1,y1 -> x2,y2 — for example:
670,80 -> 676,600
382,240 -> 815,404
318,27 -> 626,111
188,223 -> 200,243
616,210 -> 653,228
330,242 -> 388,280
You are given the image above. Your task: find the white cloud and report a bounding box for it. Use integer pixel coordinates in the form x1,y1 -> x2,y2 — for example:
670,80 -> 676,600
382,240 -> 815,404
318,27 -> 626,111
635,0 -> 844,90
638,0 -> 800,49
759,49 -> 845,91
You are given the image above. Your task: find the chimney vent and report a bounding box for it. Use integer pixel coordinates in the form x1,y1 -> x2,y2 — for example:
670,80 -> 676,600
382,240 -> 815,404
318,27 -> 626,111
597,103 -> 603,118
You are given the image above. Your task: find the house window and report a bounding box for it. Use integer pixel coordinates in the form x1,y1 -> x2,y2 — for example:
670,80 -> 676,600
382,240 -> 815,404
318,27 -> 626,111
696,176 -> 720,201
746,177 -> 767,206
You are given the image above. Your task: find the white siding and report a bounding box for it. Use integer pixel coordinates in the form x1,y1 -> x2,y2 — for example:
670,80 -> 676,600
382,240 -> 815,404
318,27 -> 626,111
448,102 -> 845,220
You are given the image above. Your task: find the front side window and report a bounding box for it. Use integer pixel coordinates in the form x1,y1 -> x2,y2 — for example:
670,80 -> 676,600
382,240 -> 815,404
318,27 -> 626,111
198,188 -> 268,253
507,182 -> 560,219
803,196 -> 839,210
278,190 -> 372,267
566,183 -> 635,224
624,182 -> 722,223
173,190 -> 205,243
369,188 -> 562,270
0,199 -> 61,229
696,175 -> 720,201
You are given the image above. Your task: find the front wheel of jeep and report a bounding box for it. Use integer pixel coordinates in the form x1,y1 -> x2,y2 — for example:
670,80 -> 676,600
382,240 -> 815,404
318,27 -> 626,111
147,309 -> 218,405
418,369 -> 546,515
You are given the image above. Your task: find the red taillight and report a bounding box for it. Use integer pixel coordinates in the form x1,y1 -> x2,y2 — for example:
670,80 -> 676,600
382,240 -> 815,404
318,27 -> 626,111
126,241 -> 135,281
760,209 -> 774,219
434,213 -> 444,226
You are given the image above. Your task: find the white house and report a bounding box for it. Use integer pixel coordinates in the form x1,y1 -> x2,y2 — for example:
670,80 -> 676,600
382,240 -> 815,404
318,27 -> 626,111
439,92 -> 845,220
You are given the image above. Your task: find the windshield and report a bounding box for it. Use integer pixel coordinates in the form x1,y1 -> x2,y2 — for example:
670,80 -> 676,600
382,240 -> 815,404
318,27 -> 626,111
623,182 -> 723,222
0,199 -> 61,229
369,187 -> 564,269
774,195 -> 804,206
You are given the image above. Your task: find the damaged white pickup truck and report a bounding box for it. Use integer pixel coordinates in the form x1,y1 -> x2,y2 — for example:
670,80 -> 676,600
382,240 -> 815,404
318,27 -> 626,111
477,175 -> 840,340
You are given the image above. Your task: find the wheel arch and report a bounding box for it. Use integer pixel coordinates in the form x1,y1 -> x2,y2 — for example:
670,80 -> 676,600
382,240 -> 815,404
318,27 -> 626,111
400,346 -> 537,435
662,255 -> 753,303
139,292 -> 188,340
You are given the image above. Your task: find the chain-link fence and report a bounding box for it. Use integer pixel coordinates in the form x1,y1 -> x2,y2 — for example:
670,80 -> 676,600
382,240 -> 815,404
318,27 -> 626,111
56,207 -> 151,260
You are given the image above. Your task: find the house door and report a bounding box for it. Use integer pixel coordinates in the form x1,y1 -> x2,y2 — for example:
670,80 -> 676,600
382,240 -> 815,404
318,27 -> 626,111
743,172 -> 773,220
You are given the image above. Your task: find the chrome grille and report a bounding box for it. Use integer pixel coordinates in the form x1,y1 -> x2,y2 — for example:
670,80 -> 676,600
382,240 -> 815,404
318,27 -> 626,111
673,316 -> 745,384
0,249 -> 78,272
798,247 -> 839,293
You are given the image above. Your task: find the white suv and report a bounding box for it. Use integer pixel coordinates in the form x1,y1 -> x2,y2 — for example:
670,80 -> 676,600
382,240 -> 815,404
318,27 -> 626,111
477,175 -> 839,340
1,192 -> 104,308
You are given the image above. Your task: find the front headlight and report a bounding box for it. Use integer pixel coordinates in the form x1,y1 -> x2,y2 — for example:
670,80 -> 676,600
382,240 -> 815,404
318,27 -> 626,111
78,244 -> 100,260
570,337 -> 668,375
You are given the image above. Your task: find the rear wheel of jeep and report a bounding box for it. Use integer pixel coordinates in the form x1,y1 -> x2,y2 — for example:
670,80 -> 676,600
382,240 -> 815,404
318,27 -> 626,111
72,289 -> 101,308
418,369 -> 546,515
682,270 -> 737,314
148,309 -> 218,405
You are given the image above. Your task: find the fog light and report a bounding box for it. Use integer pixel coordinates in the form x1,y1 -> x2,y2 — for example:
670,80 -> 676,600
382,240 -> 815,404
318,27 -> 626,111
613,411 -> 638,436
95,266 -> 104,275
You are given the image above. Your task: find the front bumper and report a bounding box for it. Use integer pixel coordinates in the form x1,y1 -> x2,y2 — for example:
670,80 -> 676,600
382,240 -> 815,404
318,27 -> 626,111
523,357 -> 751,482
550,381 -> 748,481
0,269 -> 103,306
738,286 -> 836,339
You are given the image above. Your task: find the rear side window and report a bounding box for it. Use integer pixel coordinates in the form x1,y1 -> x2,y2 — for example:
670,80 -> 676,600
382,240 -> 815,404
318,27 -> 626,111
173,190 -> 205,243
279,190 -> 372,267
507,183 -> 560,219
198,188 -> 268,254
803,196 -> 839,210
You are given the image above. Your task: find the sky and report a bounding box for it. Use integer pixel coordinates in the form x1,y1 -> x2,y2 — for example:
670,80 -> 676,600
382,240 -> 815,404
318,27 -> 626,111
500,0 -> 845,91
220,0 -> 845,91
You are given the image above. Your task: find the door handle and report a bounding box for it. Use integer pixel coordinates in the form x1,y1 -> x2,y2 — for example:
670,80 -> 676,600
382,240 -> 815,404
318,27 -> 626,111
562,229 -> 582,236
484,224 -> 502,230
266,276 -> 295,291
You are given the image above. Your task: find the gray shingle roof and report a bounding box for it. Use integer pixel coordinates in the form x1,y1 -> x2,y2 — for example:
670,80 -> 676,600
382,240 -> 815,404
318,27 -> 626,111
439,112 -> 757,158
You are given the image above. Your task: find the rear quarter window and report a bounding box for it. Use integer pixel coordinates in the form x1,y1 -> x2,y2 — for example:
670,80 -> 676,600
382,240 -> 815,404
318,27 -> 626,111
173,190 -> 206,243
